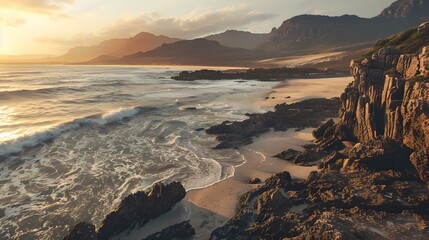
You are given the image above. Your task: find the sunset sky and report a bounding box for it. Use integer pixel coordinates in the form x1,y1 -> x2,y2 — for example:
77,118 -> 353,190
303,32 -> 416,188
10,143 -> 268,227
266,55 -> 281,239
0,0 -> 395,56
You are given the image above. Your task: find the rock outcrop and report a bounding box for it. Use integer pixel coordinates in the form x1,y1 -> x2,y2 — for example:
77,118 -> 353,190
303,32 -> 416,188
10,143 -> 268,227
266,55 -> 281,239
212,22 -> 429,240
206,98 -> 341,149
62,222 -> 97,240
63,182 -> 193,240
98,182 -> 186,239
316,24 -> 429,182
212,140 -> 429,239
143,221 -> 195,240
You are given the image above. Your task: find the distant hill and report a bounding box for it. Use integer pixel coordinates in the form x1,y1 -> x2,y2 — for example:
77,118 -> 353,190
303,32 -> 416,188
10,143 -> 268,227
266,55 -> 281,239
52,32 -> 181,63
87,38 -> 263,67
259,0 -> 429,53
204,30 -> 268,49
47,0 -> 429,68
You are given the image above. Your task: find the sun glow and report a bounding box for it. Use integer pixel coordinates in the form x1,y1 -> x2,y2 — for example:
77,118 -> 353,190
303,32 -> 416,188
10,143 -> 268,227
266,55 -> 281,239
0,106 -> 19,142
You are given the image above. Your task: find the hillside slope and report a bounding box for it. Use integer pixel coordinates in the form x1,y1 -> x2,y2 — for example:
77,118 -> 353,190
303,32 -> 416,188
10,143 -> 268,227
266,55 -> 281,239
89,38 -> 263,66
53,32 -> 180,63
260,0 -> 429,53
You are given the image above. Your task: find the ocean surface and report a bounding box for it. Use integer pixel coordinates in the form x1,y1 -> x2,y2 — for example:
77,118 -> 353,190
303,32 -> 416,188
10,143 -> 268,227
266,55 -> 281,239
0,65 -> 277,239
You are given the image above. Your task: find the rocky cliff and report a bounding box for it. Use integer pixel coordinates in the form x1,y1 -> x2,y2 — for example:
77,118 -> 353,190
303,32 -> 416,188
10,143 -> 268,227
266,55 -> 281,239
322,22 -> 429,182
211,22 -> 429,240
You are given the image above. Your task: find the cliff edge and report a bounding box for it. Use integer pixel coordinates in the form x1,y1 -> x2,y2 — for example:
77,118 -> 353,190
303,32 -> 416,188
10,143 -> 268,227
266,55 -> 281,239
212,22 -> 429,240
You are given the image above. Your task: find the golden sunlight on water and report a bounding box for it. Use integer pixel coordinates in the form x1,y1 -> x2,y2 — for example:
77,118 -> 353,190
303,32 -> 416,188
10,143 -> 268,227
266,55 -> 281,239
0,106 -> 19,142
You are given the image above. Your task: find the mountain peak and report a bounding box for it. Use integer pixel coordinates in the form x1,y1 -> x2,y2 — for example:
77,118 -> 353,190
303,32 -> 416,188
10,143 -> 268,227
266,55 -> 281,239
133,32 -> 156,38
204,30 -> 268,49
379,0 -> 429,19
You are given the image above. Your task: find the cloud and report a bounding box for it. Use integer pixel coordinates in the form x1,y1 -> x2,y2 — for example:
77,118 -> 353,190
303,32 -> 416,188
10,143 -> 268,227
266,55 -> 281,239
0,0 -> 73,17
0,16 -> 27,27
100,6 -> 274,39
37,6 -> 274,53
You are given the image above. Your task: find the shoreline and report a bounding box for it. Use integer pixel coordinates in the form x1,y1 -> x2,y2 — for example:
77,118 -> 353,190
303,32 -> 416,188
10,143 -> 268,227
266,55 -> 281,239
186,129 -> 317,218
185,77 -> 351,238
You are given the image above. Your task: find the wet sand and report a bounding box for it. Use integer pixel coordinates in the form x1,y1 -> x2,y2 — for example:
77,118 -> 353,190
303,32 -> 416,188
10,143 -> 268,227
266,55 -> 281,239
185,77 -> 351,238
258,77 -> 353,107
186,129 -> 317,219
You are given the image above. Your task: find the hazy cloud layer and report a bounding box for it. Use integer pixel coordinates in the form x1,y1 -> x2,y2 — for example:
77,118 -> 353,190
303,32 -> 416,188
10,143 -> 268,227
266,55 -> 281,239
0,16 -> 27,27
38,6 -> 274,48
103,6 -> 273,39
0,0 -> 73,17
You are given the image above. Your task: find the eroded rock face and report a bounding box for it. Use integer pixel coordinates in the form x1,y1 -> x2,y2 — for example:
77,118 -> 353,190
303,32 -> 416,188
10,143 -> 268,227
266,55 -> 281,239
318,46 -> 429,182
213,44 -> 429,239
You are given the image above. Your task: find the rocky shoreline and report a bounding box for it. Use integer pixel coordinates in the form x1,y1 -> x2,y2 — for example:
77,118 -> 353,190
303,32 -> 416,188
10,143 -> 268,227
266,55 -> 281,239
172,68 -> 347,81
206,98 -> 341,149
211,24 -> 429,239
64,24 -> 429,240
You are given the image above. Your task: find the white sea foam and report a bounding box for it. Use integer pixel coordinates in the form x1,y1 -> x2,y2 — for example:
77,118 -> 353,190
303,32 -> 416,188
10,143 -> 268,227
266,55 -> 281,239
0,106 -> 156,156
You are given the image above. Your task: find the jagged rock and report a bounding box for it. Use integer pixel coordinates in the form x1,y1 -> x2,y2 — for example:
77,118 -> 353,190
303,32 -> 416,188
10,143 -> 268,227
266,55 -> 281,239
275,146 -> 327,166
98,182 -> 186,239
320,42 -> 429,182
313,119 -> 335,140
207,98 -> 340,149
63,222 -> 96,240
410,151 -> 429,181
64,182 -> 187,240
212,167 -> 429,240
342,138 -> 412,171
143,221 -> 195,240
211,22 -> 429,240
249,178 -> 262,184
274,149 -> 301,161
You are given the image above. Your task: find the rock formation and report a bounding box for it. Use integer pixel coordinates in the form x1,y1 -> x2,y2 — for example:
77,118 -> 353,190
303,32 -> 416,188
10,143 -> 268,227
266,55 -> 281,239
317,23 -> 429,182
212,138 -> 429,239
212,22 -> 429,240
206,98 -> 341,149
143,221 -> 195,240
62,222 -> 97,240
63,182 -> 193,240
172,68 -> 345,81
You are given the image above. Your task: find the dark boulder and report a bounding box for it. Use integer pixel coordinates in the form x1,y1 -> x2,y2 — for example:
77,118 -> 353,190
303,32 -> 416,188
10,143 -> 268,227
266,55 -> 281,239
313,119 -> 335,140
63,222 -> 96,240
98,182 -> 186,239
143,221 -> 195,240
249,178 -> 262,184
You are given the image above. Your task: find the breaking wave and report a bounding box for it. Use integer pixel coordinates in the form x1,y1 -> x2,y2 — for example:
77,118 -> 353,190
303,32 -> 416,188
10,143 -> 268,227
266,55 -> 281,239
0,106 -> 158,156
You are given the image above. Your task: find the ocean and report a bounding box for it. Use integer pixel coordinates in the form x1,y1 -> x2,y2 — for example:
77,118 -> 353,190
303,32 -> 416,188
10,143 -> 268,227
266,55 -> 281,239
0,65 -> 277,239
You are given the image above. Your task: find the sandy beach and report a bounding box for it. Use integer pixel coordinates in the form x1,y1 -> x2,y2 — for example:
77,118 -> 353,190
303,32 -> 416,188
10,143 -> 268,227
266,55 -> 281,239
185,76 -> 352,238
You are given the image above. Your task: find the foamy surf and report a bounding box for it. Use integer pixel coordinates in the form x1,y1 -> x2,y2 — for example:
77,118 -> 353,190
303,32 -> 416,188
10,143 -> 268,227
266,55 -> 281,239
0,65 -> 277,239
0,106 -> 157,156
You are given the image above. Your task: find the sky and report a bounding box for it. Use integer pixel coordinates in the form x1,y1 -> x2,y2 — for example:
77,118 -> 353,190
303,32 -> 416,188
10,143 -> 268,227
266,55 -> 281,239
0,0 -> 396,56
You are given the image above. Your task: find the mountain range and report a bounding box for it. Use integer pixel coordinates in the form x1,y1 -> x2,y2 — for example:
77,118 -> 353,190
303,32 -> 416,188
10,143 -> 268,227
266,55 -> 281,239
50,33 -> 181,63
262,0 -> 429,53
10,0 -> 429,69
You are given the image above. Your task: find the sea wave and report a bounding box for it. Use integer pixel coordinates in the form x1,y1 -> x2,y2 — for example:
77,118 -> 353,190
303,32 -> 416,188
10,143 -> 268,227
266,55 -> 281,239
0,86 -> 82,99
0,106 -> 158,156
